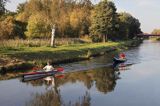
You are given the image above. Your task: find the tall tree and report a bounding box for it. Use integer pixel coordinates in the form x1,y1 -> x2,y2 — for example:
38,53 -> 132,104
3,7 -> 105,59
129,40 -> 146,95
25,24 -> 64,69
0,16 -> 25,39
16,2 -> 26,13
25,13 -> 51,38
20,0 -> 93,39
0,0 -> 7,15
90,0 -> 118,42
118,12 -> 141,39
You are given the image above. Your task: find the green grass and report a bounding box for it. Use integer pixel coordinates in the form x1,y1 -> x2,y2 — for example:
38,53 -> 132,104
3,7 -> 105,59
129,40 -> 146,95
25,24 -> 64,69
0,42 -> 119,54
0,42 -> 120,66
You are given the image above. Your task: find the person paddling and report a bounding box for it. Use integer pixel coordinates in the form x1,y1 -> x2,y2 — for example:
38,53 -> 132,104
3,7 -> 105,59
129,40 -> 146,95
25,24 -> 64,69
119,53 -> 126,59
43,61 -> 55,72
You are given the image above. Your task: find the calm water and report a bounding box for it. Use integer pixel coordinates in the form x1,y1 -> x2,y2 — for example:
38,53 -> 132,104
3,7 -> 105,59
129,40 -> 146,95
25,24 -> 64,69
1,40 -> 160,106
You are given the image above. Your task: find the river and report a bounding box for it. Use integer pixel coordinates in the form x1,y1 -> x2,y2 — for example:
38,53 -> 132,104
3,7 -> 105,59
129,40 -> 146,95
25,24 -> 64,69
0,40 -> 160,106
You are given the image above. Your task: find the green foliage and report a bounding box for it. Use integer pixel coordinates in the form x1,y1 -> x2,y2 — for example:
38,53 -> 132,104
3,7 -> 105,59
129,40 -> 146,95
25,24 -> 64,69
0,0 -> 7,15
90,0 -> 118,42
16,2 -> 26,13
91,35 -> 102,42
118,12 -> 142,39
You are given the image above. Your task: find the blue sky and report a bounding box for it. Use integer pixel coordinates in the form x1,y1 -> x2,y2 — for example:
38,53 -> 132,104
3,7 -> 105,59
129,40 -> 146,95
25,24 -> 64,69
6,0 -> 160,33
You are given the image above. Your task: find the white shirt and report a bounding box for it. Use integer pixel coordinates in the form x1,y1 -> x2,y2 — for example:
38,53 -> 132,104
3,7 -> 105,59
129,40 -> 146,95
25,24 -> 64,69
43,65 -> 54,72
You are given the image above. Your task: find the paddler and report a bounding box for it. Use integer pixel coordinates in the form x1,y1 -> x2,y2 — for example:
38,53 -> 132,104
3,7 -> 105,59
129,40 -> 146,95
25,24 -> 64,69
43,61 -> 55,72
119,53 -> 126,59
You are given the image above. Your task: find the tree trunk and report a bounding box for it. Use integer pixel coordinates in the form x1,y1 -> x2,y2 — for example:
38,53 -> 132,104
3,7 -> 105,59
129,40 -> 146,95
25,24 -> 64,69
103,35 -> 106,42
51,34 -> 55,47
105,34 -> 108,42
51,25 -> 56,47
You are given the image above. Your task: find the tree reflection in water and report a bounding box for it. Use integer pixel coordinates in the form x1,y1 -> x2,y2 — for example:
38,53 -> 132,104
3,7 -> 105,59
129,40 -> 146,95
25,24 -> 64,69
26,89 -> 90,106
94,67 -> 117,93
26,89 -> 61,106
24,66 -> 121,106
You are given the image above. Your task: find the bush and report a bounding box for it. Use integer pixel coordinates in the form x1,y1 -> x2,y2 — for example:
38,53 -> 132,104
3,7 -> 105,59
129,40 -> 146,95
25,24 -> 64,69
91,35 -> 102,42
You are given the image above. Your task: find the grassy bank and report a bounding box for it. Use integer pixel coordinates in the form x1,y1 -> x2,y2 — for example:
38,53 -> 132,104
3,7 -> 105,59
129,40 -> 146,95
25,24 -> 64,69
0,39 -> 142,73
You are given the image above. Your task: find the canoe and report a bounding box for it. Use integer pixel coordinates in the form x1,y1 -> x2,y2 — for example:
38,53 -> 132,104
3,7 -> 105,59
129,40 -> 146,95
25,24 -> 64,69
113,57 -> 127,63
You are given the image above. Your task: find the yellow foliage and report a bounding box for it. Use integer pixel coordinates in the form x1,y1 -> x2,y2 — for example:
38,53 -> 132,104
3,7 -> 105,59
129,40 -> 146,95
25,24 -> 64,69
0,16 -> 15,39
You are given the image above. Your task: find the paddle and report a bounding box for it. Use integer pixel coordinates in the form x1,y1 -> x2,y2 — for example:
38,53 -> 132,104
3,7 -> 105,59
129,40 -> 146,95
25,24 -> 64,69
55,74 -> 65,78
56,67 -> 64,72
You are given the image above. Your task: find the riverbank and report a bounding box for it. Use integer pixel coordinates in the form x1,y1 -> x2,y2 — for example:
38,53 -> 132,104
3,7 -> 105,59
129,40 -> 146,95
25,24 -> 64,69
156,38 -> 160,41
0,39 -> 142,74
149,37 -> 160,41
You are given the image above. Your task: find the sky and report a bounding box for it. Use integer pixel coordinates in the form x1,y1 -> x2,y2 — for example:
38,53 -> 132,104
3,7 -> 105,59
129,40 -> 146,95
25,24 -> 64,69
5,0 -> 160,33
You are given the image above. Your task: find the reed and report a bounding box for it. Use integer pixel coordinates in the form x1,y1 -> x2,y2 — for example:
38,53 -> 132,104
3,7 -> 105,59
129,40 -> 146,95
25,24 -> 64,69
0,38 -> 91,48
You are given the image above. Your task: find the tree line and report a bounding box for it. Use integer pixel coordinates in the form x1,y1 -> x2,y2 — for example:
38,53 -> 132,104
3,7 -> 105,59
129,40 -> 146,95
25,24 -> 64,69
0,0 -> 142,42
152,29 -> 160,35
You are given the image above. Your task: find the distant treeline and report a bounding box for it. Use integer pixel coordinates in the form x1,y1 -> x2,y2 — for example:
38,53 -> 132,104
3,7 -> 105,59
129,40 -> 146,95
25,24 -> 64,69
152,29 -> 160,35
0,0 -> 142,42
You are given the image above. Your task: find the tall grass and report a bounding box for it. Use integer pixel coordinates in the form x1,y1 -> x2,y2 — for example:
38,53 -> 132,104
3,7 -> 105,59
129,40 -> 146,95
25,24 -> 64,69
0,38 -> 91,48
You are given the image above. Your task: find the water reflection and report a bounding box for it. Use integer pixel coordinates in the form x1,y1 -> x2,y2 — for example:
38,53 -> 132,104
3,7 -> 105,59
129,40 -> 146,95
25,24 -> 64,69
44,76 -> 55,89
25,74 -> 92,106
26,90 -> 91,106
23,67 -> 121,93
23,66 -> 124,106
113,62 -> 132,71
26,88 -> 61,106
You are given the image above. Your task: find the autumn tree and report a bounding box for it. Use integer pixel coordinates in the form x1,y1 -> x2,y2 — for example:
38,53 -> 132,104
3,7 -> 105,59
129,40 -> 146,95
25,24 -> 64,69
16,0 -> 42,22
14,0 -> 142,40
0,16 -> 25,39
25,13 -> 51,38
16,0 -> 92,39
152,29 -> 160,35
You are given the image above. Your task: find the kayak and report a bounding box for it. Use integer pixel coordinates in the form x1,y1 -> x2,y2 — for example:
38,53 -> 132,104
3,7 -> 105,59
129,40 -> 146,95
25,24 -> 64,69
113,57 -> 127,63
22,70 -> 58,79
22,68 -> 64,79
22,74 -> 50,82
